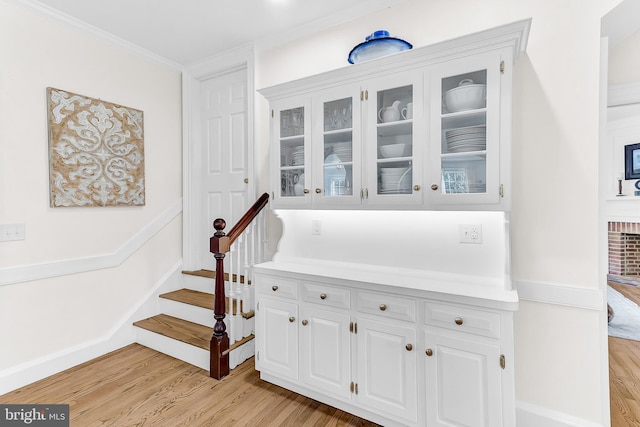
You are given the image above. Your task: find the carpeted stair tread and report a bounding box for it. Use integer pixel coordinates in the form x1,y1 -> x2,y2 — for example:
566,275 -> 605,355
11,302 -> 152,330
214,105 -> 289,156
134,314 -> 212,351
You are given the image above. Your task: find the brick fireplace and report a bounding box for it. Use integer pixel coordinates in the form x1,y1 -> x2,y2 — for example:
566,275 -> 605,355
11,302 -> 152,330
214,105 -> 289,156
609,221 -> 640,285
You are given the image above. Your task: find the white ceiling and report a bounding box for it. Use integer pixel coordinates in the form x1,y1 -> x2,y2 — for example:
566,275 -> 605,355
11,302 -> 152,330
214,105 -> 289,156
27,0 -> 405,67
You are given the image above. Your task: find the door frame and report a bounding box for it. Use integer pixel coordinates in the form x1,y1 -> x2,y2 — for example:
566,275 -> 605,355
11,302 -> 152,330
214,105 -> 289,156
182,45 -> 256,270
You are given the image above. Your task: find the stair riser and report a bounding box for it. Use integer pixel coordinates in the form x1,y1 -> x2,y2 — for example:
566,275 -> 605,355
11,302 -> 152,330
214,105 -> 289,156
181,274 -> 216,294
229,339 -> 254,369
160,299 -> 214,328
135,326 -> 255,371
135,327 -> 209,371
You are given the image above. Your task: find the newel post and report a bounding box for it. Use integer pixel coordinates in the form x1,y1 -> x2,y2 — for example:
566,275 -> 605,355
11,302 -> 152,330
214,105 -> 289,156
210,218 -> 230,379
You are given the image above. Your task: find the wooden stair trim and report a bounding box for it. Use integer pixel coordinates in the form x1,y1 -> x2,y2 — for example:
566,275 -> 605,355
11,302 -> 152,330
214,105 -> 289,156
134,314 -> 211,351
182,269 -> 252,285
160,288 -> 254,319
160,289 -> 212,310
222,334 -> 255,356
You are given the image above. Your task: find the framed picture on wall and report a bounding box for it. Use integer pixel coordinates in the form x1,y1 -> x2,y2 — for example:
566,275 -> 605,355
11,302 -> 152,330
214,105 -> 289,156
625,143 -> 640,180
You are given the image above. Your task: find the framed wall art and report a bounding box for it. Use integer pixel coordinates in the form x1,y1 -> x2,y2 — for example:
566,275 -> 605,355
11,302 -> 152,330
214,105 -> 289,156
625,142 -> 640,180
47,87 -> 145,207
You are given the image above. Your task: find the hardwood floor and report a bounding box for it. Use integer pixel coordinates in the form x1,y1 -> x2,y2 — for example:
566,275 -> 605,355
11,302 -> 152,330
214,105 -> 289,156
0,344 -> 378,426
6,284 -> 639,427
609,281 -> 640,427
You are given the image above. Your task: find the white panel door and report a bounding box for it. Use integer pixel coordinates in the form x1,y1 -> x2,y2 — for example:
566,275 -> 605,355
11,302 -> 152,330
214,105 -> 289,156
300,306 -> 351,399
424,330 -> 503,427
356,316 -> 417,424
201,68 -> 248,270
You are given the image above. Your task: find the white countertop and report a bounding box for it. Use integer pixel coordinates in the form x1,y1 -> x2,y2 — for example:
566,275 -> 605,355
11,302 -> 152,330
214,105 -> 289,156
254,258 -> 519,311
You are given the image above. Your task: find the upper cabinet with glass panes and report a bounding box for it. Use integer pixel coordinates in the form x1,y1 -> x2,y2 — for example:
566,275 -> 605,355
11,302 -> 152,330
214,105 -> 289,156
260,19 -> 530,211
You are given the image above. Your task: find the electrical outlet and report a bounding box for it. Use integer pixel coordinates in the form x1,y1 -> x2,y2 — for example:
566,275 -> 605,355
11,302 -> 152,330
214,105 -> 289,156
459,224 -> 482,244
312,220 -> 321,236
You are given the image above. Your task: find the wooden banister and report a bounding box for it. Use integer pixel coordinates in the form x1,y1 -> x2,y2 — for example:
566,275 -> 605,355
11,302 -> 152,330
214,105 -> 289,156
209,193 -> 269,380
227,193 -> 269,245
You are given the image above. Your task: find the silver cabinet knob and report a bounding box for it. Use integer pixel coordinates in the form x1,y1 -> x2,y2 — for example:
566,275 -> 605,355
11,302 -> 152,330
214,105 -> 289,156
320,293 -> 327,300
272,285 -> 278,291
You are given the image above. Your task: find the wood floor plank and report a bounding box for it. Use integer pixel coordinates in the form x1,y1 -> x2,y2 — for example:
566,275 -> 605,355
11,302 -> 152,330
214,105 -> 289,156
0,344 -> 379,426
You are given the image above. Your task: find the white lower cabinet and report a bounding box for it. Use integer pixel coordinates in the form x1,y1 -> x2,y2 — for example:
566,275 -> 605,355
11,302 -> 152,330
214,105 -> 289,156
300,306 -> 352,399
424,330 -> 503,427
255,270 -> 515,427
356,316 -> 417,424
255,298 -> 298,380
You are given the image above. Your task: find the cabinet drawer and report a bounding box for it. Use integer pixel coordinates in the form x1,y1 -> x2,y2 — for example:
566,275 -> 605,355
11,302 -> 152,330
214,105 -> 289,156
424,302 -> 501,338
301,282 -> 350,309
257,276 -> 298,300
357,291 -> 416,322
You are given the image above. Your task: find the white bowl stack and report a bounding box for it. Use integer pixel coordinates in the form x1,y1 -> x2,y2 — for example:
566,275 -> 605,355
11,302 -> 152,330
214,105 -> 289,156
379,143 -> 409,159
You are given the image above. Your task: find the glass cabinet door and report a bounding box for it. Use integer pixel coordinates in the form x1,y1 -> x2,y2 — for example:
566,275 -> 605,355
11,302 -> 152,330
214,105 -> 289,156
365,74 -> 423,207
313,86 -> 361,207
273,99 -> 311,207
429,53 -> 502,206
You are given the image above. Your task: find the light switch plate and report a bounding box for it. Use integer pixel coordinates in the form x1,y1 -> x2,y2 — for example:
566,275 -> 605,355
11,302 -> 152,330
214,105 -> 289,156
0,224 -> 25,242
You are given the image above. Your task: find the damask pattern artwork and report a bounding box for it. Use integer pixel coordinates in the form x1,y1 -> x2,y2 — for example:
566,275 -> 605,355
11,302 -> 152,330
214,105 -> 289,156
47,87 -> 145,207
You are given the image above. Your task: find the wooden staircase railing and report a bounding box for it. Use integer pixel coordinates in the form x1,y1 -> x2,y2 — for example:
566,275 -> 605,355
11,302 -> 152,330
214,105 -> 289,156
209,192 -> 269,379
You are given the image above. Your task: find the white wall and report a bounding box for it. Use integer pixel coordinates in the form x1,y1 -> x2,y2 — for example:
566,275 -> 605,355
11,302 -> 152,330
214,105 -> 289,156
0,0 -> 182,373
254,0 -> 621,424
609,29 -> 640,86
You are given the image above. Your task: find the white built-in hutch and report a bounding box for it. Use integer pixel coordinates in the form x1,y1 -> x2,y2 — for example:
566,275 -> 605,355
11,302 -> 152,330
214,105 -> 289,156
254,19 -> 531,427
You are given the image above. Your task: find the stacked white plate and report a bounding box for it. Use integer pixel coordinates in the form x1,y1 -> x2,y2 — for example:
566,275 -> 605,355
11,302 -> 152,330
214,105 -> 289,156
445,126 -> 486,153
332,142 -> 352,162
380,167 -> 411,192
291,146 -> 304,166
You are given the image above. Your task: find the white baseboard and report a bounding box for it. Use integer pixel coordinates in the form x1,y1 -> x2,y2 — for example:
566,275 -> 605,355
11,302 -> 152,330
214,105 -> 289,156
0,261 -> 184,395
517,401 -> 605,427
